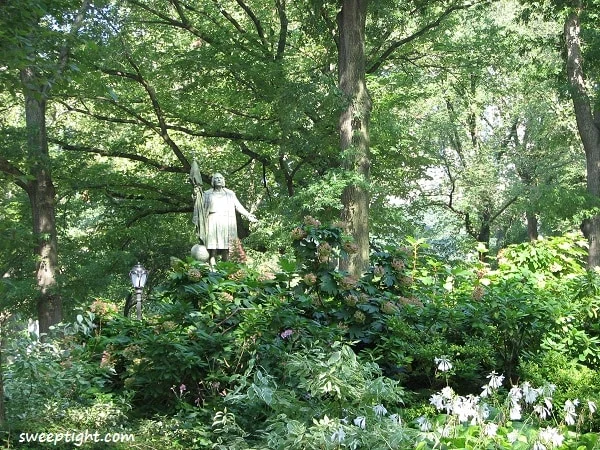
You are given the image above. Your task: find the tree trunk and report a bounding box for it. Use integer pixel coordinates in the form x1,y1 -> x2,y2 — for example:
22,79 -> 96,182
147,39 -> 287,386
526,211 -> 538,241
476,210 -> 491,262
564,8 -> 600,268
21,67 -> 62,335
337,0 -> 372,277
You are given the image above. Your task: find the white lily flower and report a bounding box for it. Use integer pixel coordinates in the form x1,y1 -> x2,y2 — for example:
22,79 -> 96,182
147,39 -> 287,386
523,382 -> 539,404
353,416 -> 366,429
539,426 -> 564,447
486,371 -> 505,389
507,430 -> 521,443
373,404 -> 388,416
331,427 -> 345,443
564,399 -> 578,426
509,404 -> 522,420
434,356 -> 453,372
389,413 -> 402,425
430,393 -> 445,410
484,422 -> 498,437
416,416 -> 432,432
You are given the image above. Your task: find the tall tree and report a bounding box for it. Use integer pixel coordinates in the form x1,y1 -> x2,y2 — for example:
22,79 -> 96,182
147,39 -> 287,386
563,1 -> 600,268
338,0 -> 371,276
0,0 -> 90,334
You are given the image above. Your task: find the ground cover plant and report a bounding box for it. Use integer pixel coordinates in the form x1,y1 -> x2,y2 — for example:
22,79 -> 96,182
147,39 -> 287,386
1,221 -> 599,449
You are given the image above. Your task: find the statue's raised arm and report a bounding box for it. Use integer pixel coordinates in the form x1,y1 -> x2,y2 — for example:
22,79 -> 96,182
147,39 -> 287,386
190,160 -> 207,245
189,160 -> 203,187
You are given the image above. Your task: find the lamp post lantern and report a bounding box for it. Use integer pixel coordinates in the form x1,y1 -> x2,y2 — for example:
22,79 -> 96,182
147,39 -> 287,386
129,263 -> 148,320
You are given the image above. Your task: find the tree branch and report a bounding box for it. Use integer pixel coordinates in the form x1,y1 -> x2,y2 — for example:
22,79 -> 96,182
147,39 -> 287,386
236,0 -> 268,48
210,0 -> 246,35
0,156 -> 29,191
126,0 -> 215,45
46,0 -> 91,95
367,2 -> 477,74
490,195 -> 518,224
239,142 -> 273,166
230,158 -> 254,175
126,206 -> 192,227
51,140 -> 184,173
59,96 -> 280,144
275,0 -> 288,60
120,52 -> 191,172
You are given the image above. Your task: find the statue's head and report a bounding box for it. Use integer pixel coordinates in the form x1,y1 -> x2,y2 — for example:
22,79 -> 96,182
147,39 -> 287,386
212,173 -> 225,188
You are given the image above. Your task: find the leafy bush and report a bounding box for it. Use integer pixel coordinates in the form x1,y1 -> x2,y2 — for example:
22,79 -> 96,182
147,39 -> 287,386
3,223 -> 599,449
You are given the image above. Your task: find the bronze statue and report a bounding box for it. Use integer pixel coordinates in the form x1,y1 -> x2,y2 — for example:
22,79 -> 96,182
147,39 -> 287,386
190,161 -> 257,267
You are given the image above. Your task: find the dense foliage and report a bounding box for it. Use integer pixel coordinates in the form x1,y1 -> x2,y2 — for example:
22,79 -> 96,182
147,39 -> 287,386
3,0 -> 600,448
2,222 -> 599,449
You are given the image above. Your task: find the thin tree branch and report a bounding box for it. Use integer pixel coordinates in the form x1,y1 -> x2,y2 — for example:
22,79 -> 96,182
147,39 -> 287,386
490,195 -> 518,224
239,142 -> 273,166
45,0 -> 91,95
120,51 -> 191,171
126,0 -> 215,44
210,0 -> 246,35
51,140 -> 184,173
235,0 -> 268,48
126,206 -> 192,226
367,2 -> 477,74
59,96 -> 280,144
0,156 -> 29,191
230,158 -> 254,175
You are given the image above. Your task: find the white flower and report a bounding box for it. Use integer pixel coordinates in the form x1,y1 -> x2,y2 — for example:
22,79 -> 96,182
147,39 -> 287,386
486,371 -> 505,389
564,399 -> 579,426
353,416 -> 366,429
481,384 -> 493,397
483,422 -> 498,437
430,393 -> 445,410
589,401 -> 597,414
478,401 -> 491,421
453,395 -> 479,423
541,383 -> 556,397
373,404 -> 388,416
416,416 -> 432,432
435,356 -> 453,372
534,404 -> 551,420
539,426 -> 564,447
564,412 -> 576,426
523,382 -> 539,404
441,386 -> 455,399
436,423 -> 452,437
389,413 -> 402,425
331,426 -> 345,443
509,404 -> 522,420
533,442 -> 547,450
508,385 -> 522,404
507,430 -> 521,444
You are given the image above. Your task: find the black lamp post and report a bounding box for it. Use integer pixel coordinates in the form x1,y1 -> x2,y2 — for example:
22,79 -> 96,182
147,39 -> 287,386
129,263 -> 148,320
